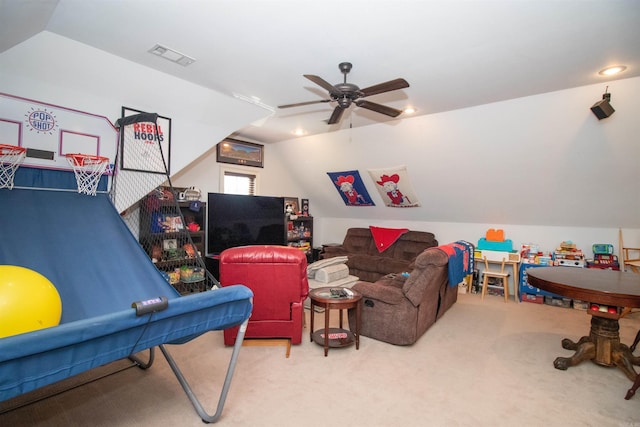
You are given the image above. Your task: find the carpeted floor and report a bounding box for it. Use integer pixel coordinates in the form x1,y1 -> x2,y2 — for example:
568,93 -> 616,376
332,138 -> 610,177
1,292 -> 639,426
0,358 -> 137,414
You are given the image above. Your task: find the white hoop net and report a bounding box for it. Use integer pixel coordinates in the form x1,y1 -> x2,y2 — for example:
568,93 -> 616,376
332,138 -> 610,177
66,154 -> 109,196
0,144 -> 26,190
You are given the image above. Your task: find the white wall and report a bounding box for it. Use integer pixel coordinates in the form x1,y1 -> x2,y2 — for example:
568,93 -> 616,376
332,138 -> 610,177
315,217 -> 637,259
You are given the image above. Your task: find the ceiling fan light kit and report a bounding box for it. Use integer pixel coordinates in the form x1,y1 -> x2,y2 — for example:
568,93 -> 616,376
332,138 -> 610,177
278,62 -> 409,125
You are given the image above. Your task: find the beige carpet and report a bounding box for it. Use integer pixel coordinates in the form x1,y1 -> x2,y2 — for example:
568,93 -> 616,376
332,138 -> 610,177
1,293 -> 640,426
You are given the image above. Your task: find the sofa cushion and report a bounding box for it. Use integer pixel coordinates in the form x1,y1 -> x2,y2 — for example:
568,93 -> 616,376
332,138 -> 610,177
347,255 -> 412,276
377,230 -> 437,260
341,228 -> 378,254
391,237 -> 434,262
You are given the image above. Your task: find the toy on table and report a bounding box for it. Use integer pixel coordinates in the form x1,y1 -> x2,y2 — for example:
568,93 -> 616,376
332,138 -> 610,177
477,228 -> 513,252
553,241 -> 586,267
184,214 -> 200,232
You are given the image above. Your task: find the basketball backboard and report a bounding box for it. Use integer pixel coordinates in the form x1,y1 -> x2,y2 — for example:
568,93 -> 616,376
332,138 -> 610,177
0,92 -> 118,174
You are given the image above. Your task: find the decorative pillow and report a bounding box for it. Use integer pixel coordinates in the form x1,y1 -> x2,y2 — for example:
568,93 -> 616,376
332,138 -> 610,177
307,256 -> 348,278
315,264 -> 350,283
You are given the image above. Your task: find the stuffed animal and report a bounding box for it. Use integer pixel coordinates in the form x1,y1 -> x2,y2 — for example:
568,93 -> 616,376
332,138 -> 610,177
285,204 -> 297,219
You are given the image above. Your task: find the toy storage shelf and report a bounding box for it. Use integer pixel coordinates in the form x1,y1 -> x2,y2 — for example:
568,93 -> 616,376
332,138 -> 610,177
287,216 -> 313,261
138,188 -> 207,293
519,263 -> 563,301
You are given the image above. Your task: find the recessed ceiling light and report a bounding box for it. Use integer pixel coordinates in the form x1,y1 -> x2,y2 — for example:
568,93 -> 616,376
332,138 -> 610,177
148,44 -> 195,67
598,65 -> 627,76
293,128 -> 306,136
404,107 -> 416,114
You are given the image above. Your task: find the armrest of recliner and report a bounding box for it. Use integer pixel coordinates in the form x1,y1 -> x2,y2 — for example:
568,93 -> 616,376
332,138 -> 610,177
321,245 -> 348,259
402,248 -> 448,306
352,277 -> 406,305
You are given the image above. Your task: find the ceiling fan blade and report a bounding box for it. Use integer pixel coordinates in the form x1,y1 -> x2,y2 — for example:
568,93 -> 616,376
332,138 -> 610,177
327,106 -> 346,124
355,100 -> 403,117
360,78 -> 409,97
278,99 -> 331,109
304,74 -> 340,94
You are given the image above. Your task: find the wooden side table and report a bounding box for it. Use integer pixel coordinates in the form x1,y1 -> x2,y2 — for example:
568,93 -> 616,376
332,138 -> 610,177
309,287 -> 362,357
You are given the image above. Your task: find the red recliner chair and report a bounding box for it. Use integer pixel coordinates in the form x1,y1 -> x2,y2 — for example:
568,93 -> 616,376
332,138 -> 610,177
219,245 -> 309,346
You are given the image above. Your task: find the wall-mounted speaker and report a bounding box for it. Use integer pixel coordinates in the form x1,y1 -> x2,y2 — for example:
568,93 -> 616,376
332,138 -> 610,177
591,93 -> 615,120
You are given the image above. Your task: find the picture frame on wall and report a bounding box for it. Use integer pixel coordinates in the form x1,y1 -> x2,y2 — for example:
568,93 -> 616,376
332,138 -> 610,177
284,197 -> 300,215
120,107 -> 172,174
216,138 -> 264,168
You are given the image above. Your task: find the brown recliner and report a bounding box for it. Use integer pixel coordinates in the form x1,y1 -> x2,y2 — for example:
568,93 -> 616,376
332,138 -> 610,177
220,245 -> 309,346
348,247 -> 458,345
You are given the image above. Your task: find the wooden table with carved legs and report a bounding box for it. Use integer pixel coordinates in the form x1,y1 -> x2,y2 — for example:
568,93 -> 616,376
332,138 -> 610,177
526,267 -> 640,398
553,311 -> 640,380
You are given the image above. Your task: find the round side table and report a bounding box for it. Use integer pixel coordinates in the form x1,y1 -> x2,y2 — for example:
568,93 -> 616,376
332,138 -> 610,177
309,287 -> 362,357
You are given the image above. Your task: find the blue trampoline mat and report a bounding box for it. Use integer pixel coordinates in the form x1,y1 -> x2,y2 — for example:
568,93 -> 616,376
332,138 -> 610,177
0,187 -> 252,402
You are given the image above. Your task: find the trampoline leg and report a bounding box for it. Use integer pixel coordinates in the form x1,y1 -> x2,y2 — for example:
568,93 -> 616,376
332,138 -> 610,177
128,347 -> 155,369
159,318 -> 249,424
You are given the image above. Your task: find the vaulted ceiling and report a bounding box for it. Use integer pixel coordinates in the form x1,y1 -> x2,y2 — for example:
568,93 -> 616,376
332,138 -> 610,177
2,0 -> 639,143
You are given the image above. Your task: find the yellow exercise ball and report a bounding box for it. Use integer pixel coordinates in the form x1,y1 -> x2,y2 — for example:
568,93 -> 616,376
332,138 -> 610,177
0,265 -> 62,339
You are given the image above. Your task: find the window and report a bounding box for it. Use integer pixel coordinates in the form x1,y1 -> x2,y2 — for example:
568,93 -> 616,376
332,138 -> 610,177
221,168 -> 257,195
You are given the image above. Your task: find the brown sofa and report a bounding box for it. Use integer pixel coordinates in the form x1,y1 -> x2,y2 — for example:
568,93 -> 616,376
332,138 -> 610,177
347,247 -> 458,345
321,227 -> 438,282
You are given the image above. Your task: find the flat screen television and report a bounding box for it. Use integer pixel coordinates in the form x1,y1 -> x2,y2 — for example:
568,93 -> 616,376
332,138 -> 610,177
207,193 -> 286,255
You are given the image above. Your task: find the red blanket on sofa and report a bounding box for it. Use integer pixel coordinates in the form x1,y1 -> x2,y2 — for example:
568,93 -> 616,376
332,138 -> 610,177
369,226 -> 409,253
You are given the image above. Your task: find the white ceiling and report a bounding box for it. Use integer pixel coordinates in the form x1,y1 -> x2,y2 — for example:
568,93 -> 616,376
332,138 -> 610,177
2,0 -> 639,143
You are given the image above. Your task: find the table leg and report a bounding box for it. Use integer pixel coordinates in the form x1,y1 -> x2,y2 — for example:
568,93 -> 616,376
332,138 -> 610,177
612,344 -> 640,381
355,299 -> 361,350
554,336 -> 595,370
323,306 -> 330,357
631,329 -> 640,352
553,316 -> 640,383
626,373 -> 640,400
310,302 -> 315,342
512,263 -> 519,302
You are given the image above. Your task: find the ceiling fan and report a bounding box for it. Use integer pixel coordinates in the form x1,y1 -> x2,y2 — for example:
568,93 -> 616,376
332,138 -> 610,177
278,62 -> 410,125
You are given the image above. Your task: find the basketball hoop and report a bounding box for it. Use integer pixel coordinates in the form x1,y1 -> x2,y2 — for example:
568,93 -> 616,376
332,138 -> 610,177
0,144 -> 26,190
65,153 -> 109,196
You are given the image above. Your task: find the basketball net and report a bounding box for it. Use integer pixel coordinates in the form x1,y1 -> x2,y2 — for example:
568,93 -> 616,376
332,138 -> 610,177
0,144 -> 26,190
65,153 -> 109,196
